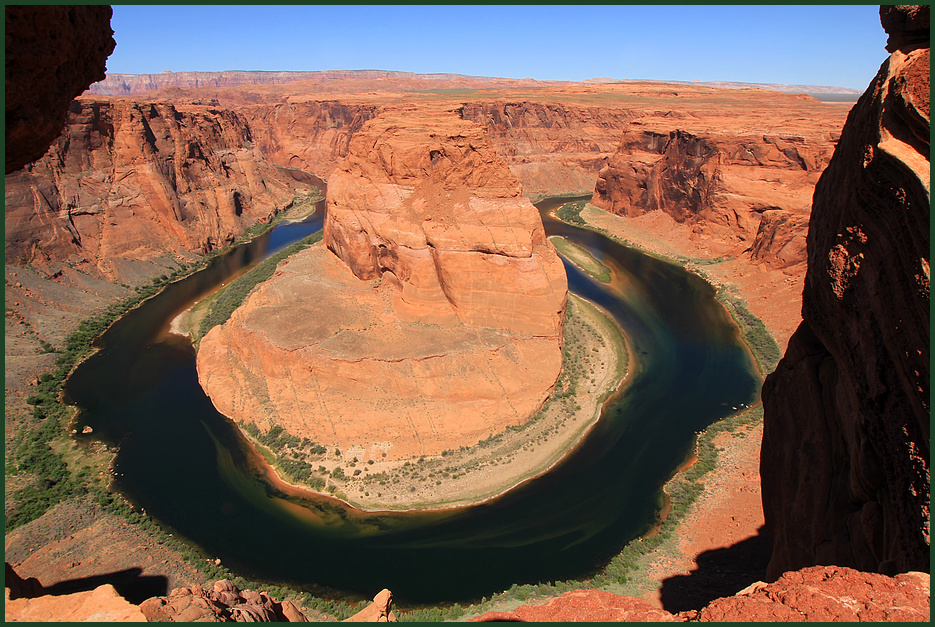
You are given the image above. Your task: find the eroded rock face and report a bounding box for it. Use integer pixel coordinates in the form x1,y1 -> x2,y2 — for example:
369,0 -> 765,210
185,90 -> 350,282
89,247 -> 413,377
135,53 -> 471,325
240,101 -> 380,176
4,583 -> 147,622
460,101 -> 636,199
5,5 -> 115,173
198,109 -> 566,460
138,579 -> 308,622
591,125 -> 837,267
325,109 -> 567,336
761,5 -> 929,580
4,98 -> 308,284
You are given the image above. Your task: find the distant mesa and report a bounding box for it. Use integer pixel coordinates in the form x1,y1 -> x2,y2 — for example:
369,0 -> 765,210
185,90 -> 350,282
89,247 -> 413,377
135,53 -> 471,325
85,69 -> 544,97
196,108 -> 568,461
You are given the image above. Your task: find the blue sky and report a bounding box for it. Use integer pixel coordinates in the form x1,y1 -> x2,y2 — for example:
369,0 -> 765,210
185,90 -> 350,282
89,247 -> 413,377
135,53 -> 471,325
108,4 -> 889,90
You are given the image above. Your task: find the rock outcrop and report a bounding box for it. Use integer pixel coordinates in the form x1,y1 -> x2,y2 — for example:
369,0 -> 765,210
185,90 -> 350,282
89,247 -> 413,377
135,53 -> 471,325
761,5 -> 929,580
469,566 -> 930,622
139,579 -> 309,622
5,5 -> 115,173
591,124 -> 837,268
324,108 -> 567,335
460,101 -> 636,199
239,101 -> 380,177
344,589 -> 398,622
5,583 -> 147,622
471,589 -> 679,622
4,98 -> 311,284
197,109 -> 566,461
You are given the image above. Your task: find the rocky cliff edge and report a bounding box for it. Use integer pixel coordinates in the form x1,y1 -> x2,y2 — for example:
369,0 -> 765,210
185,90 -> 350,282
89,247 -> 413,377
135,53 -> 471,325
760,4 -> 929,580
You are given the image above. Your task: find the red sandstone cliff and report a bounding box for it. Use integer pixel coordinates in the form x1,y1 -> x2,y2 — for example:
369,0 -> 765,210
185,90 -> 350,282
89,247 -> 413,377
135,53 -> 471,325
460,101 -> 636,199
760,5 -> 930,580
238,101 -> 380,177
197,108 -> 567,462
469,566 -> 930,622
324,107 -> 567,335
4,98 -> 311,284
590,123 -> 839,268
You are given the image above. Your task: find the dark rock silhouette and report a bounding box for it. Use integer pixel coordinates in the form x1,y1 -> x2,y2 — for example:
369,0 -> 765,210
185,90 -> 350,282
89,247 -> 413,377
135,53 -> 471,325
760,4 -> 929,580
5,5 -> 115,173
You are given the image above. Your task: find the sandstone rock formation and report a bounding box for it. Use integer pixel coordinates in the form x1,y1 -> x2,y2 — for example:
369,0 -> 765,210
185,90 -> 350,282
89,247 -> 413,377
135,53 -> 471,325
591,124 -> 837,269
469,566 -> 930,622
197,110 -> 566,461
139,579 -> 308,622
460,101 -> 636,199
344,588 -> 398,622
761,5 -> 930,580
471,589 -> 679,622
4,583 -> 147,622
684,566 -> 930,622
324,109 -> 567,335
240,101 -> 380,175
5,5 -> 115,173
4,98 -> 310,284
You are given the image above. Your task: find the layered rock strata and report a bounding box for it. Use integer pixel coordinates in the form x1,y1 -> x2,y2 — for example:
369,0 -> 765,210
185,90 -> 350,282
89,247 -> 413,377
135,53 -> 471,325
197,110 -> 566,460
761,5 -> 930,580
324,108 -> 567,335
591,125 -> 837,268
4,98 -> 308,284
460,101 -> 636,199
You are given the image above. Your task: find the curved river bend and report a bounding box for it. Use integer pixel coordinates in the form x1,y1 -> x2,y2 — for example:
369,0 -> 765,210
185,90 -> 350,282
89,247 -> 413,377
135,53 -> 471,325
65,194 -> 760,604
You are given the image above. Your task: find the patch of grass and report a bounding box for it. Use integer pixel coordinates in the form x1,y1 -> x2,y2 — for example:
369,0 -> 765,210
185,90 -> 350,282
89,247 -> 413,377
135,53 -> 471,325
555,199 -> 588,226
549,235 -> 611,283
718,291 -> 782,375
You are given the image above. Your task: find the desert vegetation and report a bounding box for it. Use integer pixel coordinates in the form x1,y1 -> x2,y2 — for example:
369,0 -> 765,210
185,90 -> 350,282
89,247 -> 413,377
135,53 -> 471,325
554,200 -> 782,375
195,231 -> 323,342
548,235 -> 611,283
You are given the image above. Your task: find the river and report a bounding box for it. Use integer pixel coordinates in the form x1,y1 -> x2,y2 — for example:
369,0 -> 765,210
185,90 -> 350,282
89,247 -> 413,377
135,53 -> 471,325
64,193 -> 760,604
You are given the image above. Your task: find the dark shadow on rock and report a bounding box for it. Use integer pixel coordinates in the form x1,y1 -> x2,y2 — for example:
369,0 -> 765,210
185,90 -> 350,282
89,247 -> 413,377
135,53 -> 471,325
658,524 -> 773,613
6,562 -> 168,605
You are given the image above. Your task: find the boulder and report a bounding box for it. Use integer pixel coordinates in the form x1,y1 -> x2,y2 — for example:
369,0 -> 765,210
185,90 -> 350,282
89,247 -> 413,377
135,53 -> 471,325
138,579 -> 309,622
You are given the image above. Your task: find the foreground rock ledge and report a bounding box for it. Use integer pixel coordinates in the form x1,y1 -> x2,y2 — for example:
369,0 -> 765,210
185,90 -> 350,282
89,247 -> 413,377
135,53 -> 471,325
197,109 -> 567,462
469,566 -> 930,622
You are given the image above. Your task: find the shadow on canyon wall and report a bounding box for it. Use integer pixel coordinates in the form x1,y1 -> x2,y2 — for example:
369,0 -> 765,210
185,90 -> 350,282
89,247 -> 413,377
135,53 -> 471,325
659,525 -> 773,613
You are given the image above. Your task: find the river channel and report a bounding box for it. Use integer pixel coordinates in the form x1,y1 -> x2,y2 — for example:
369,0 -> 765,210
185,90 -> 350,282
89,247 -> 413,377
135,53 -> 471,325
65,193 -> 760,604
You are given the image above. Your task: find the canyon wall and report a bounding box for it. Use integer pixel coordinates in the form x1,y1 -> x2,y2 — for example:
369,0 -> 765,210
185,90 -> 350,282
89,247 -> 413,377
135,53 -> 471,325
86,69 -> 537,97
460,101 -> 636,199
238,101 -> 380,178
760,5 -> 930,580
324,107 -> 567,335
4,98 -> 310,284
197,108 -> 567,460
590,124 -> 838,268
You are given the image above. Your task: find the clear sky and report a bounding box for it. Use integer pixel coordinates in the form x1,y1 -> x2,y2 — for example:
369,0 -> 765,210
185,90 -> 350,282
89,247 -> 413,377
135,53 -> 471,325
107,4 -> 889,91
